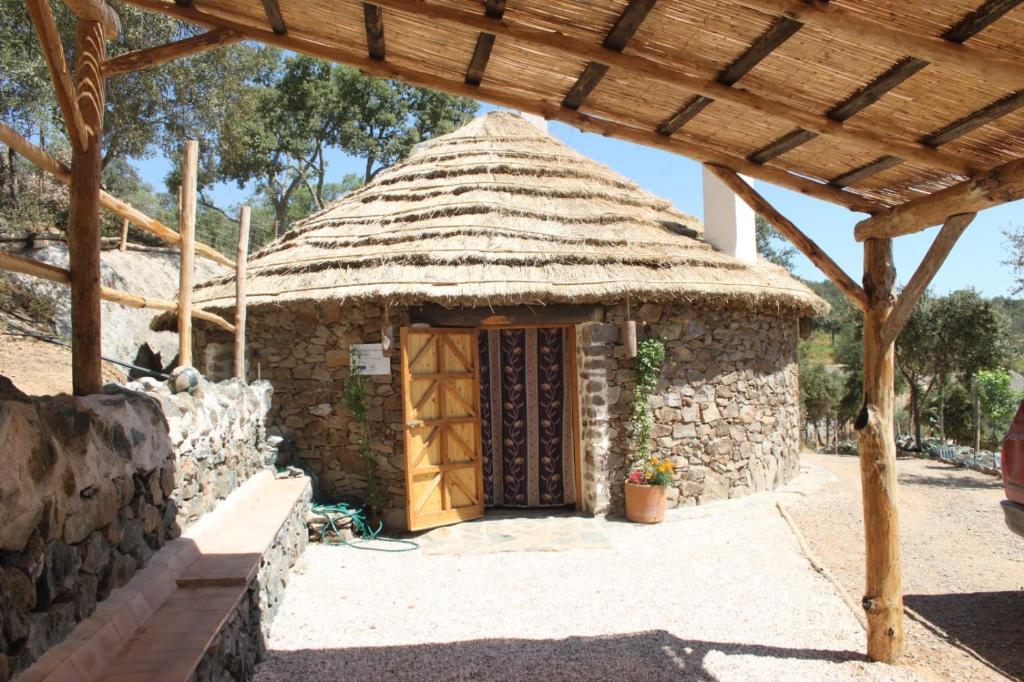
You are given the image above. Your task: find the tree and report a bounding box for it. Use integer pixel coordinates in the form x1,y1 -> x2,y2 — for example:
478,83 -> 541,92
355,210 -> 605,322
755,214 -> 796,270
976,369 -> 1023,449
330,67 -> 477,183
935,289 -> 1010,452
1,1 -> 275,170
800,348 -> 845,449
895,292 -> 940,450
1003,224 -> 1024,295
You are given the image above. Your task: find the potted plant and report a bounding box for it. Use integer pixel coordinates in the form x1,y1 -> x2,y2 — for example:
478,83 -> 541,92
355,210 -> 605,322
625,337 -> 670,523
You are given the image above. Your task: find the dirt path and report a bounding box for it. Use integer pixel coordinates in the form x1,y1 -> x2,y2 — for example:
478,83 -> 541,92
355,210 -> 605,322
0,334 -> 124,395
786,452 -> 1024,681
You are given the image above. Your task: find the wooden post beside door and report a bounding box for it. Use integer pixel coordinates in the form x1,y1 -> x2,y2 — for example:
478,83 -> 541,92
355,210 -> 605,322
234,205 -> 250,379
856,237 -> 904,662
178,140 -> 198,367
68,20 -> 105,396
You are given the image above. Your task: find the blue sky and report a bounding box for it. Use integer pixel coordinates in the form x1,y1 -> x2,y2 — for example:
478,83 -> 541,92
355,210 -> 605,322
134,102 -> 1023,297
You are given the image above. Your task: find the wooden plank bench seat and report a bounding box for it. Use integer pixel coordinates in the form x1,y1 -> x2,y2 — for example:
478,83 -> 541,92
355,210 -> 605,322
21,472 -> 309,682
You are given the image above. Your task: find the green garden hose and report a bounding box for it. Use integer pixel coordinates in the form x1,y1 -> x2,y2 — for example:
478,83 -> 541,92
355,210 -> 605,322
310,502 -> 419,552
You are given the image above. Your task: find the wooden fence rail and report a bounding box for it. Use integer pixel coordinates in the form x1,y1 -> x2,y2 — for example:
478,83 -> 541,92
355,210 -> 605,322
0,121 -> 235,268
0,251 -> 234,332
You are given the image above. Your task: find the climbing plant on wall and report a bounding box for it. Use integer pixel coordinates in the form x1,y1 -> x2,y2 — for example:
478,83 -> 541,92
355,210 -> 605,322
630,337 -> 666,462
342,348 -> 381,516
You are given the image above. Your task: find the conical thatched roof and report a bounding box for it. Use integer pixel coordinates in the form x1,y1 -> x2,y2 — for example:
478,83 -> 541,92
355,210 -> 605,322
191,111 -> 825,316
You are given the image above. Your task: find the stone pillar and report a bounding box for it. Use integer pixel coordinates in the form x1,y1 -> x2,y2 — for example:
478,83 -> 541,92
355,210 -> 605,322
575,320 -> 622,515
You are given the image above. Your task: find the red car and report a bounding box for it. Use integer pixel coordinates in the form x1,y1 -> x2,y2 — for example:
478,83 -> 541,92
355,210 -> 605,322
1002,401 -> 1024,538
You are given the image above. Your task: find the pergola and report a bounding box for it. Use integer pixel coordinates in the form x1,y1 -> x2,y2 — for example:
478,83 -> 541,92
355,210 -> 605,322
12,0 -> 1024,665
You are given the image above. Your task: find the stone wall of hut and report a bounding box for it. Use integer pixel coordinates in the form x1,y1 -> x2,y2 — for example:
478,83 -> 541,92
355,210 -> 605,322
194,298 -> 801,529
579,302 -> 802,515
195,301 -> 412,529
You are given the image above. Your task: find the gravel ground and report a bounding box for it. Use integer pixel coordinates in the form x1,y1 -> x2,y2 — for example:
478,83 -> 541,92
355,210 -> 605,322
786,452 -> 1024,681
255,469 -> 920,682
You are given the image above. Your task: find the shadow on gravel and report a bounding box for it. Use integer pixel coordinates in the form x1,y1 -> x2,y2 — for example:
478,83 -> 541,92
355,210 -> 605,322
254,631 -> 865,681
898,469 -> 1003,491
906,591 -> 1024,681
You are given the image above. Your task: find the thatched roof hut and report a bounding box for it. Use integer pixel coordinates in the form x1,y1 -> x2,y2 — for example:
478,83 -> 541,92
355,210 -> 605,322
186,111 -> 825,532
188,111 -> 824,315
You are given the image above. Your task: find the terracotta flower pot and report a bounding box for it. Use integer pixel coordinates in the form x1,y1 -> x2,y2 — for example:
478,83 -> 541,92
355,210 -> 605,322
625,481 -> 667,523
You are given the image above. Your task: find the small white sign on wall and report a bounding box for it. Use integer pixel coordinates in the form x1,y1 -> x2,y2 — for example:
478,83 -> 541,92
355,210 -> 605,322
350,343 -> 391,376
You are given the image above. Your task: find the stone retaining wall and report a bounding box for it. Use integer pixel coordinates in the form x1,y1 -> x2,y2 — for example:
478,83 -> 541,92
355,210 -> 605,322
0,376 -> 279,680
194,299 -> 803,528
0,383 -> 176,679
123,378 -> 277,529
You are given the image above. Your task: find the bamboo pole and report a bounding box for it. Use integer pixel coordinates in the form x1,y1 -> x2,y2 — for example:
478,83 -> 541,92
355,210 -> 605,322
857,237 -> 904,663
705,165 -> 869,311
118,217 -> 129,251
26,0 -> 91,152
0,247 -> 234,331
178,140 -> 198,367
0,122 -> 234,267
234,205 -> 250,379
118,0 -> 885,214
69,20 -> 105,396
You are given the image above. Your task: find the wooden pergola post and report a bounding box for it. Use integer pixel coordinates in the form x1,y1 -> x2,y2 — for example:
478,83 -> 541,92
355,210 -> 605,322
234,205 -> 250,380
178,140 -> 198,367
68,20 -> 106,395
857,237 -> 904,662
118,217 -> 129,251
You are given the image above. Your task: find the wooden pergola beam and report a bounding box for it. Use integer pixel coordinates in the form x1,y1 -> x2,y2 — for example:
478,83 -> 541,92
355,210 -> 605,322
562,0 -> 658,110
706,165 -> 869,311
363,3 -> 385,61
260,0 -> 286,34
660,16 -> 803,136
118,0 -> 887,214
26,0 -> 92,152
730,0 -> 1024,90
923,90 -> 1024,148
102,28 -> 242,77
880,212 -> 976,349
464,0 -> 505,86
943,0 -> 1024,43
178,140 -> 198,367
62,0 -> 120,38
0,121 -> 235,267
830,156 -> 903,189
359,0 -> 978,175
0,251 -> 235,332
855,156 -> 1024,240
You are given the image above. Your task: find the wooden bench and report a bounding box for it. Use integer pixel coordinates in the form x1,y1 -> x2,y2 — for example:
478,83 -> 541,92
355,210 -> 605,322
21,472 -> 310,682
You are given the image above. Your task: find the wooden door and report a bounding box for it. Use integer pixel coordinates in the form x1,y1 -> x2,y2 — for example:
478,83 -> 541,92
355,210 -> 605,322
401,327 -> 484,531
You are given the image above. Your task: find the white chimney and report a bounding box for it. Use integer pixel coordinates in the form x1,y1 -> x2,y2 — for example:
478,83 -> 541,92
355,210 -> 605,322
701,166 -> 757,264
518,111 -> 548,133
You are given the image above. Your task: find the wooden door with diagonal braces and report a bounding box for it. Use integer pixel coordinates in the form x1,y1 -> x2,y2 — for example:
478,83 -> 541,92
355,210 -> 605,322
400,327 -> 484,531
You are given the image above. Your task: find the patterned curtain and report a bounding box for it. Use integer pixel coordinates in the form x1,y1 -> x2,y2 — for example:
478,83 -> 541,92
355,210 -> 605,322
479,328 -> 577,507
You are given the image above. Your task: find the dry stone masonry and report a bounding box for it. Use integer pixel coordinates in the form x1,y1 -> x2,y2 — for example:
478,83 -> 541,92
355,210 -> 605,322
0,381 -> 176,679
195,297 -> 802,529
0,374 -> 281,679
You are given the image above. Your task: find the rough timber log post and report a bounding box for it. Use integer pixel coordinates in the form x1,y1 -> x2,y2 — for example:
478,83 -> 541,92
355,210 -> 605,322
856,237 -> 904,662
234,205 -> 251,379
68,20 -> 105,395
178,140 -> 198,367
